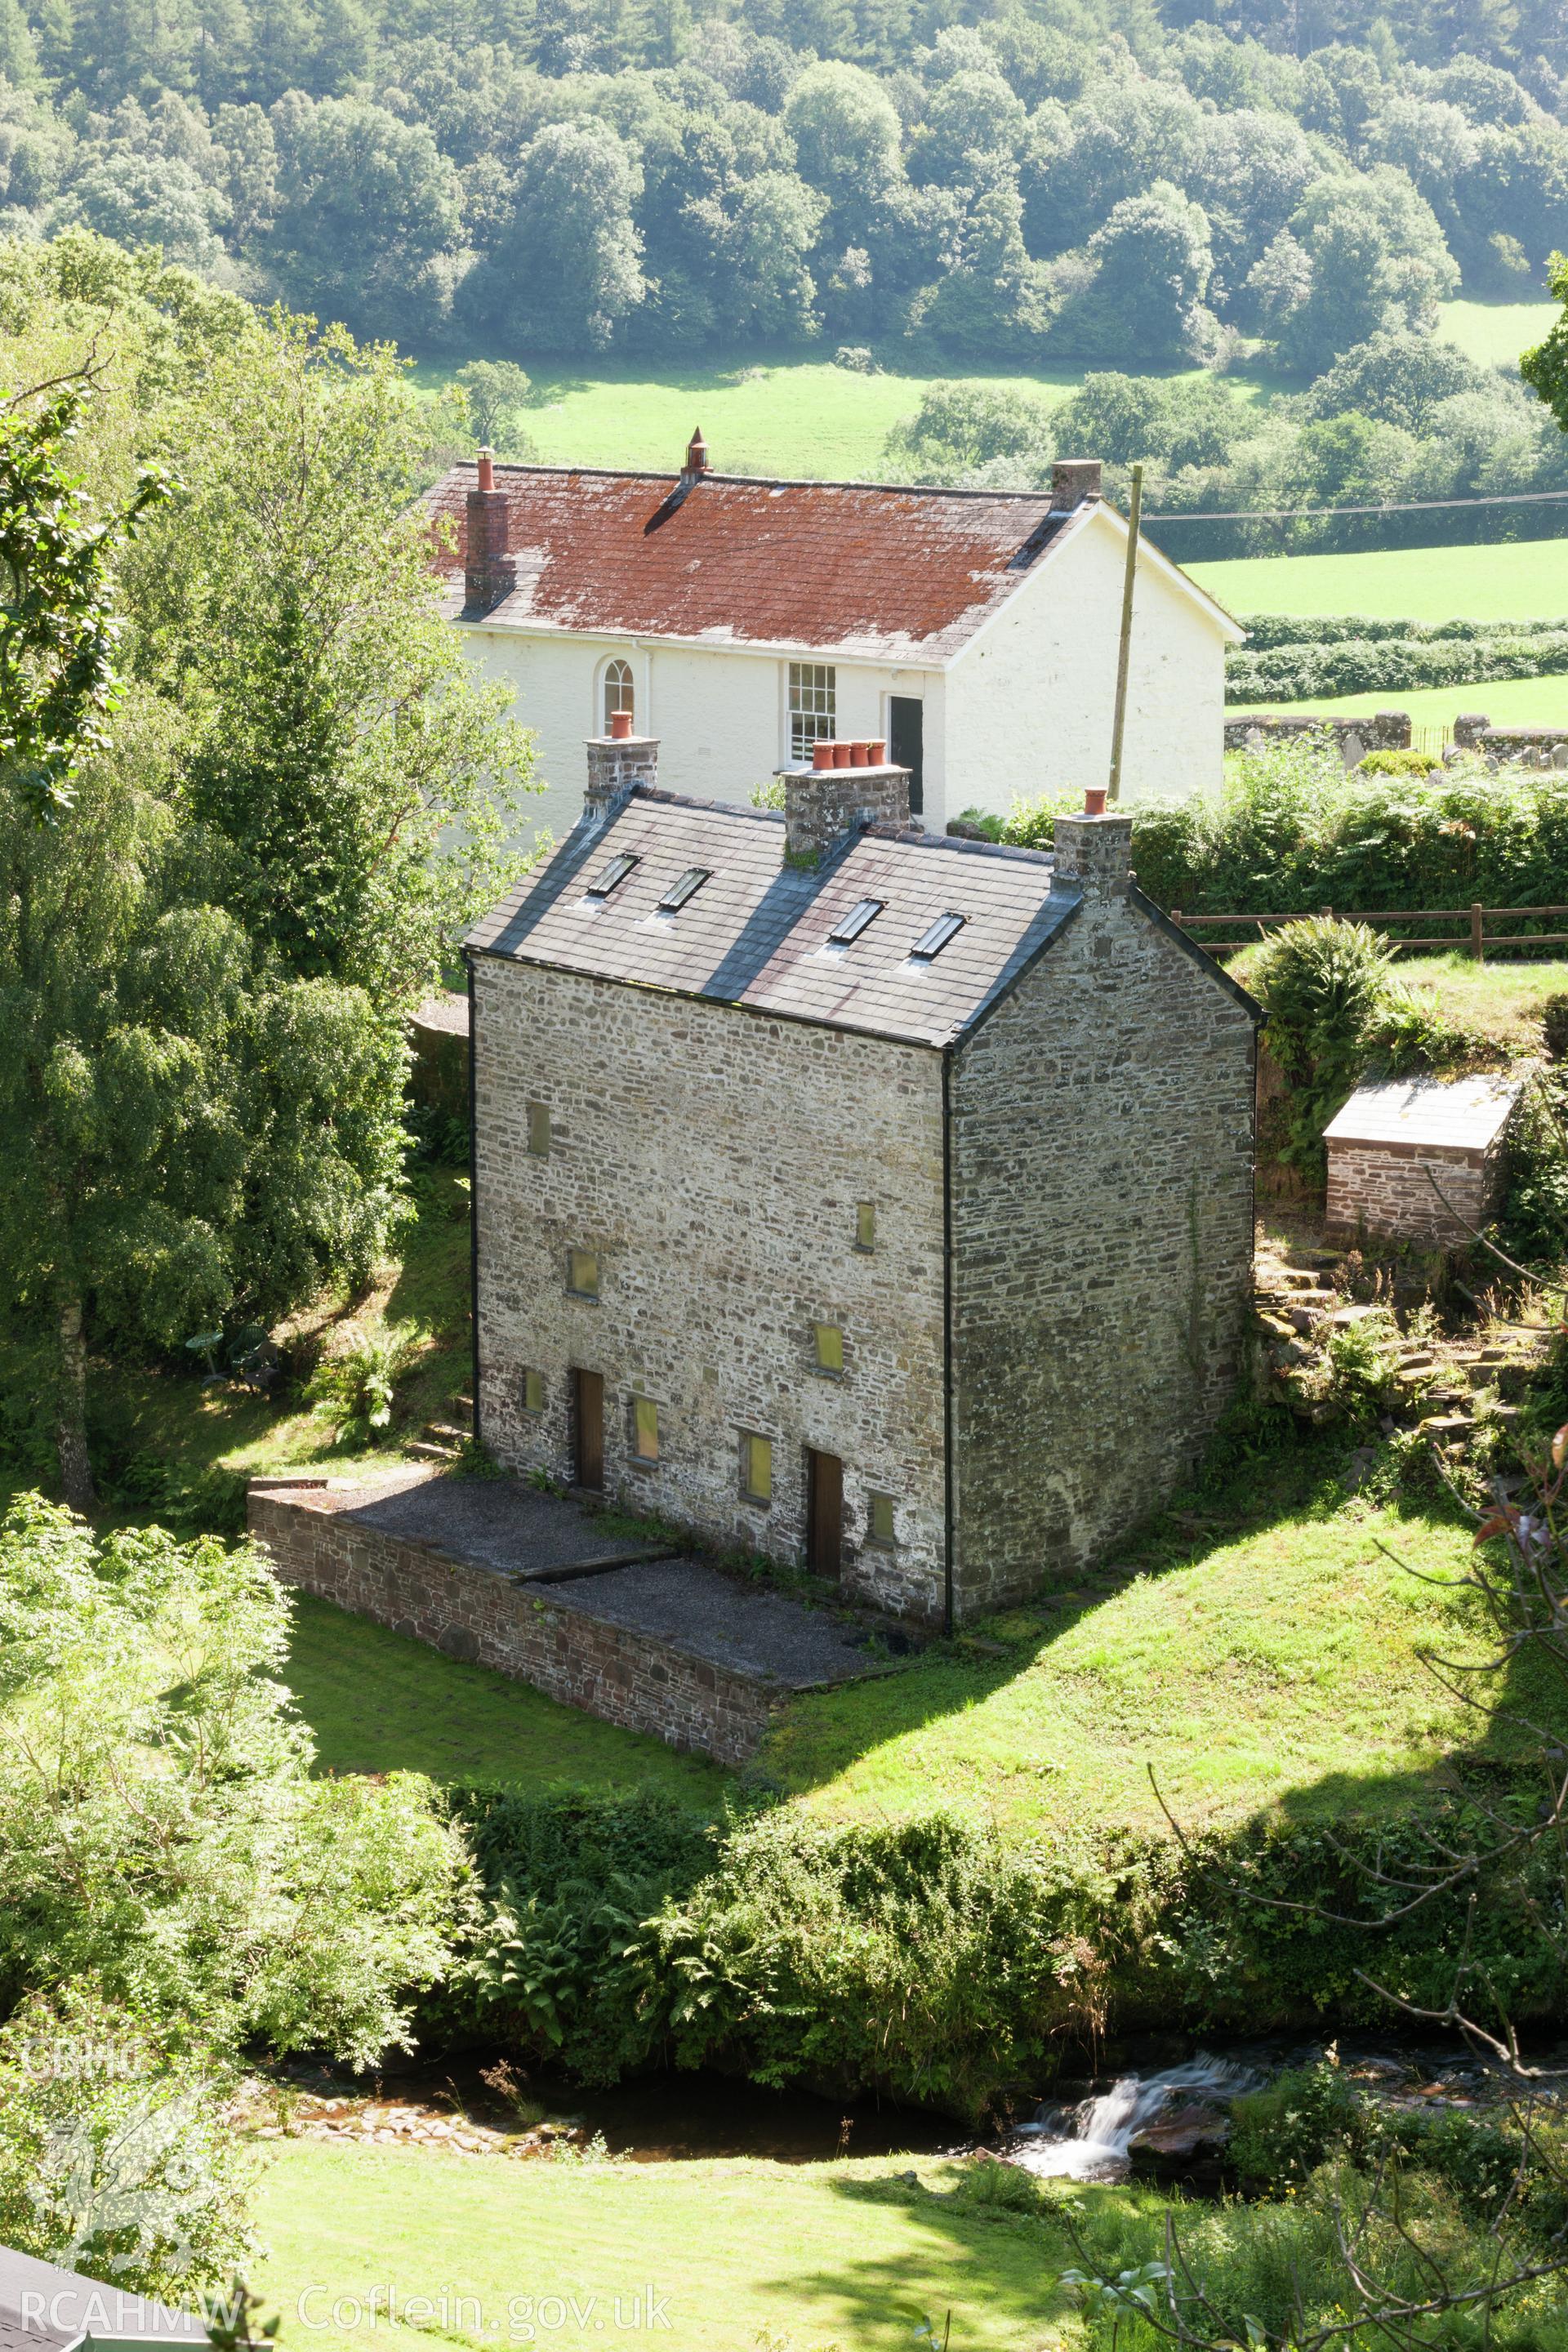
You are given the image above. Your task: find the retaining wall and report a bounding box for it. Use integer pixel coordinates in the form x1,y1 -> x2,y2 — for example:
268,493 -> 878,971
249,1486 -> 783,1765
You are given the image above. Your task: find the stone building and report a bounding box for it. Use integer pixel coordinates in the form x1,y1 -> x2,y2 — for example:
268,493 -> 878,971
1324,1074 -> 1521,1245
466,730 -> 1258,1625
425,439 -> 1242,846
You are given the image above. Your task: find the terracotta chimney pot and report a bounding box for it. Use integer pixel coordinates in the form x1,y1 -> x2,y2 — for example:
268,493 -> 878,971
1084,785 -> 1107,816
867,738 -> 886,765
684,427 -> 709,477
812,741 -> 835,772
477,446 -> 495,492
608,709 -> 633,741
831,740 -> 851,768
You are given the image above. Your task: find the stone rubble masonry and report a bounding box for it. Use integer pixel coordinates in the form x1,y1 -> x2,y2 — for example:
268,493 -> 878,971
1452,718 -> 1568,769
948,889 -> 1257,1614
1223,712 -> 1411,764
1325,1136 -> 1503,1248
1053,808 -> 1134,899
473,957 -> 950,1620
248,1486 -> 782,1765
780,764 -> 912,863
586,733 -> 662,817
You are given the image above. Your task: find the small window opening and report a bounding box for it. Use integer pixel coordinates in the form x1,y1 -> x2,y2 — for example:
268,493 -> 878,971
632,1396 -> 659,1462
603,658 -> 634,733
867,1491 -> 896,1547
855,1202 -> 875,1252
788,662 -> 835,761
741,1432 -> 773,1503
813,1322 -> 844,1375
527,1101 -> 550,1157
521,1369 -> 546,1414
568,1249 -> 599,1298
828,898 -> 884,946
657,866 -> 710,912
586,852 -> 639,899
911,911 -> 964,961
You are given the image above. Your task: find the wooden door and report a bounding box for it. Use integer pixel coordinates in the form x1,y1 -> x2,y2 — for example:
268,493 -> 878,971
889,696 -> 924,816
574,1368 -> 604,1490
806,1449 -> 843,1579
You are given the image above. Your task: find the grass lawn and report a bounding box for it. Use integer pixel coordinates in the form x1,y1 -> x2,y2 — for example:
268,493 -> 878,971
1437,295 -> 1561,368
412,351 -> 1269,481
1192,538 -> 1568,626
286,1590 -> 727,1802
760,1454 -> 1499,1838
252,2139 -> 1097,2352
1275,954 -> 1568,1049
1227,671 -> 1568,730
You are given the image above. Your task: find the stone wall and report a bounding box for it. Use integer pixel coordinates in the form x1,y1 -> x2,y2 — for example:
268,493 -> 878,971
1452,718 -> 1568,768
409,993 -> 470,1125
249,1487 -> 782,1764
1325,1138 -> 1502,1246
1224,711 -> 1411,763
472,959 -> 950,1619
949,881 -> 1257,1613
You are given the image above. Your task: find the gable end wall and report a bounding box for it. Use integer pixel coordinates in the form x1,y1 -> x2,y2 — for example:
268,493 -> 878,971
948,898 -> 1255,1614
472,957 -> 949,1617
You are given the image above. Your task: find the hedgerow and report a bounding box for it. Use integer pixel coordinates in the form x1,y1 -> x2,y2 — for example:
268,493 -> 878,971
428,1782 -> 1568,2119
993,736 -> 1568,920
1228,629 -> 1568,704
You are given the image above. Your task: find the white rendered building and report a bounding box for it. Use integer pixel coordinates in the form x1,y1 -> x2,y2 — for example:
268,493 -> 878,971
424,442 -> 1242,848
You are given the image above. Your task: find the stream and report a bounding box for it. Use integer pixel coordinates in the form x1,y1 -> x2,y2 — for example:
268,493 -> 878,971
280,2034 -> 1561,2174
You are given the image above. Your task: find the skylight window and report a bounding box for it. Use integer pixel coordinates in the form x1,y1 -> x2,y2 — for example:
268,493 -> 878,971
657,866 -> 710,912
586,852 -> 639,899
828,898 -> 884,946
910,912 -> 965,961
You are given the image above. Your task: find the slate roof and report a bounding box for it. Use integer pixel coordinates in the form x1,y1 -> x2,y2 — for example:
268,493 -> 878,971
0,2244 -> 208,2352
1324,1074 -> 1521,1154
423,463 -> 1237,663
466,789 -> 1076,1049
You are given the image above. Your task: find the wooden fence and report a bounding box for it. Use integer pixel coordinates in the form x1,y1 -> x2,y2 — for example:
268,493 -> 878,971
1169,903 -> 1568,963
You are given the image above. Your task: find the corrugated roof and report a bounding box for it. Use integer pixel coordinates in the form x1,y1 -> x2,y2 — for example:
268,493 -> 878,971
423,463 -> 1105,663
1323,1074 -> 1521,1152
467,789 -> 1076,1049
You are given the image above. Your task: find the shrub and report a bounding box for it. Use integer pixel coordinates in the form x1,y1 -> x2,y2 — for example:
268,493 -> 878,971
432,1786 -> 1568,2119
1229,2061 -> 1358,2189
1357,747 -> 1441,776
0,1987 -> 254,2299
1246,917 -> 1395,1174
1543,993 -> 1568,1061
0,1494 -> 469,2062
305,1321 -> 427,1446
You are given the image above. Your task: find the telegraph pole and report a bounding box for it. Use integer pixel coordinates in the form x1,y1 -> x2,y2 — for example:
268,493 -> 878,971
1107,461 -> 1144,804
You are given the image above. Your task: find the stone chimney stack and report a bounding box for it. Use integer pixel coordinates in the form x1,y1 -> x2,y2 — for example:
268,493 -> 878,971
781,739 -> 912,865
464,448 -> 516,617
1050,457 -> 1102,510
1052,785 -> 1132,898
585,710 -> 659,825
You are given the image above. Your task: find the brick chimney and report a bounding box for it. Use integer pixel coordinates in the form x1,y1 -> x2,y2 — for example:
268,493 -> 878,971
463,448 -> 516,617
781,742 -> 912,864
1050,457 -> 1102,510
585,715 -> 658,825
1052,786 -> 1131,898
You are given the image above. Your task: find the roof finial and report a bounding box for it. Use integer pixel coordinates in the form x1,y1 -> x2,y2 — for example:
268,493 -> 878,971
684,426 -> 709,478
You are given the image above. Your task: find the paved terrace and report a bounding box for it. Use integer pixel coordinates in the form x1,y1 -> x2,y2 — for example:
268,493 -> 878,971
249,1467 -> 879,1761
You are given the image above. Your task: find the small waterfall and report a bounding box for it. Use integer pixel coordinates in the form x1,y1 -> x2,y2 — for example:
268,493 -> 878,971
1005,2056 -> 1261,2180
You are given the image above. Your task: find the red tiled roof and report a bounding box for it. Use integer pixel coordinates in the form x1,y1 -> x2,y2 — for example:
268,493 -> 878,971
422,463 -> 1097,663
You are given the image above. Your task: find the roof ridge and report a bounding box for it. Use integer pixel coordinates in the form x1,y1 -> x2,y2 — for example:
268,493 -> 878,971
446,458 -> 1063,506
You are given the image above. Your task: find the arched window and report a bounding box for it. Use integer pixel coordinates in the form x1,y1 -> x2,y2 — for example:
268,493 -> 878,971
603,658 -> 634,733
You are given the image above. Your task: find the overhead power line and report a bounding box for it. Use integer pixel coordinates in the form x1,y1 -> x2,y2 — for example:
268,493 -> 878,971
1143,486 -> 1568,523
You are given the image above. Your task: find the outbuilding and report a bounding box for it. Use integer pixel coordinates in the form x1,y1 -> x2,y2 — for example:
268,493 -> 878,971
1323,1074 -> 1521,1246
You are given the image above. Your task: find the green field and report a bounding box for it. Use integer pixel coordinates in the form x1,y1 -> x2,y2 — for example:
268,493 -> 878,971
415,353 -> 1267,481
253,2139 -> 1105,2352
1437,295 -> 1561,368
1229,670 -> 1568,729
1192,538 -> 1568,624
